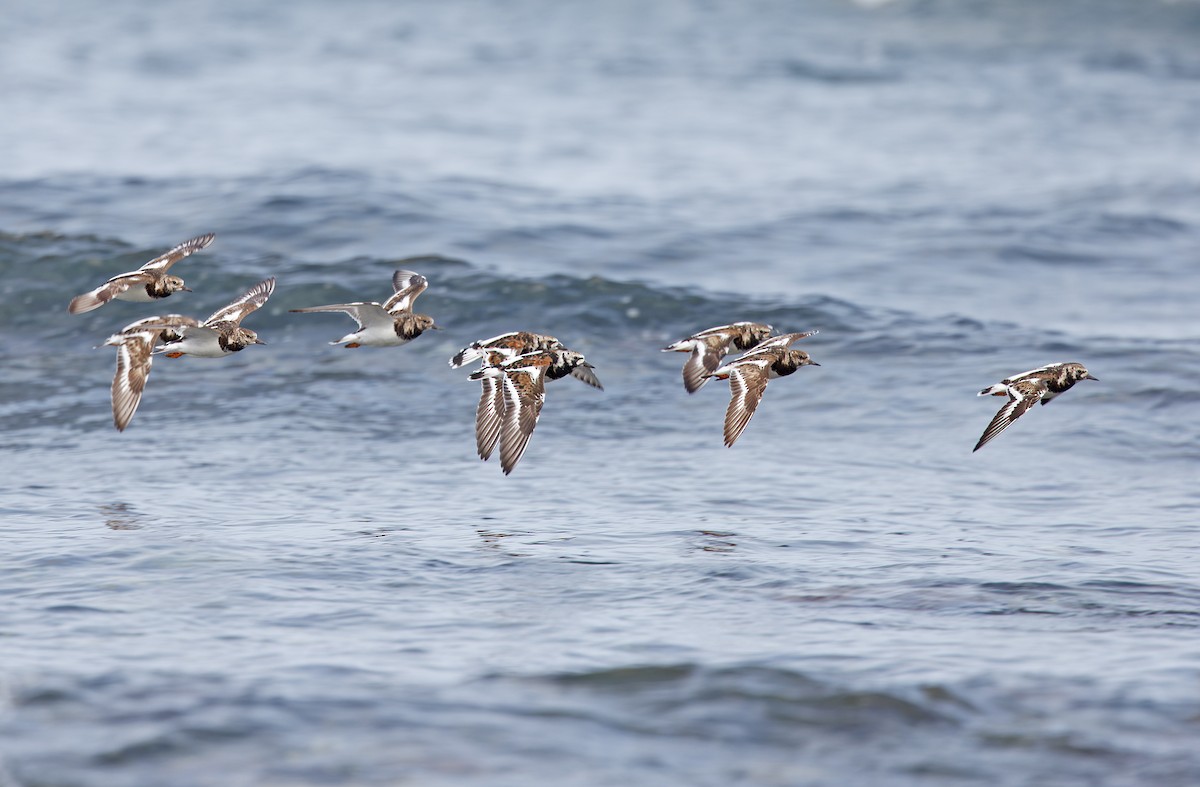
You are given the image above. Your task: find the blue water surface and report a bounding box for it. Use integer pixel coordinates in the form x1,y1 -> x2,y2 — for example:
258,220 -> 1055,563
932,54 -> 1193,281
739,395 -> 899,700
2,1 -> 1199,785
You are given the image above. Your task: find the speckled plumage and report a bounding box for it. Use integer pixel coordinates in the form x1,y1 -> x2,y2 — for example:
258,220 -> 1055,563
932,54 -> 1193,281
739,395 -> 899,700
68,233 -> 212,315
466,347 -> 600,474
706,333 -> 820,447
449,331 -> 565,369
973,362 -> 1098,452
662,322 -> 781,393
455,332 -> 602,465
103,314 -> 201,431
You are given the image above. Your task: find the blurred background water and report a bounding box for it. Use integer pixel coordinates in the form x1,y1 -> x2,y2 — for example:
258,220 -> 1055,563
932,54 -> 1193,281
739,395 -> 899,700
2,0 -> 1199,785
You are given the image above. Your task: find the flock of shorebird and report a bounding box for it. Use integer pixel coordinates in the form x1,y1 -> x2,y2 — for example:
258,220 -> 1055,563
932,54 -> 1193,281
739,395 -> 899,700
68,233 -> 1099,473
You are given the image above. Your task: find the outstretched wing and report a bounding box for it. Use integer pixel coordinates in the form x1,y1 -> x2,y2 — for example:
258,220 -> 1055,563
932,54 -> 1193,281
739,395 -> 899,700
67,271 -> 153,314
110,332 -> 157,431
140,232 -> 215,272
973,379 -> 1046,452
204,277 -> 275,326
452,342 -> 522,369
117,314 -> 202,335
749,330 -> 818,353
692,323 -> 746,340
383,270 -> 428,313
455,332 -> 560,368
723,359 -> 772,447
683,337 -> 728,394
475,373 -> 506,461
289,301 -> 392,331
570,364 -> 604,391
499,365 -> 548,475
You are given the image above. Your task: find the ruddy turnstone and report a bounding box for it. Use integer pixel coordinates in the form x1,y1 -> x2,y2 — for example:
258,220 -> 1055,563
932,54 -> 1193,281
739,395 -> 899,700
68,233 -> 213,315
454,333 -> 602,462
973,362 -> 1098,452
450,331 -> 563,369
705,332 -> 820,446
289,270 -> 437,347
450,331 -> 603,388
662,322 -> 779,393
103,315 -> 200,431
151,277 -> 276,358
467,348 -> 600,474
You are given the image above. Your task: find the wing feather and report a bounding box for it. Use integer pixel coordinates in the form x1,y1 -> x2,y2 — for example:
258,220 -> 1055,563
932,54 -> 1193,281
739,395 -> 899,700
288,302 -> 393,331
723,361 -> 771,447
475,374 -> 505,460
204,277 -> 275,326
973,380 -> 1045,452
67,272 -> 151,314
569,364 -> 604,390
692,324 -> 741,340
140,233 -> 215,272
111,333 -> 156,431
681,336 -> 728,394
383,270 -> 428,313
118,314 -> 201,334
747,330 -> 818,353
499,368 -> 547,475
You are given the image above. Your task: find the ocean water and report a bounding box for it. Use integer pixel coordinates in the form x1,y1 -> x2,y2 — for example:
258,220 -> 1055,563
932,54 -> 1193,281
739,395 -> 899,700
2,0 -> 1200,785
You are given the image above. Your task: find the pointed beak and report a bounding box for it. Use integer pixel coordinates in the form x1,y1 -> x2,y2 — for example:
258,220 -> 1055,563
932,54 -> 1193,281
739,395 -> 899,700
254,338 -> 266,345
430,324 -> 442,330
1085,373 -> 1098,381
809,361 -> 821,366
181,286 -> 193,293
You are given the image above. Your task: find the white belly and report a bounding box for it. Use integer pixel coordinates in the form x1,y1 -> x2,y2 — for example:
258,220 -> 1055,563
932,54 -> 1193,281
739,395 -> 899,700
167,334 -> 228,357
336,325 -> 410,347
115,287 -> 157,303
